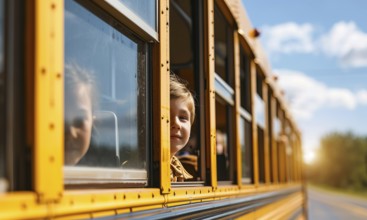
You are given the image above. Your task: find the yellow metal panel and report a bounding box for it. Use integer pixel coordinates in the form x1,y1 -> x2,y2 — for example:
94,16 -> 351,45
256,192 -> 303,220
204,0 -> 218,190
153,0 -> 170,194
168,187 -> 214,204
0,193 -> 49,219
236,211 -> 256,220
250,61 -> 259,186
34,0 -> 63,202
91,210 -> 119,218
263,81 -> 270,184
56,213 -> 92,220
159,0 -> 171,195
53,189 -> 164,217
234,32 -> 242,187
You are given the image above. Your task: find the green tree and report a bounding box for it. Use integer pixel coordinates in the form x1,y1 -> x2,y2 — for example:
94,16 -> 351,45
307,132 -> 367,190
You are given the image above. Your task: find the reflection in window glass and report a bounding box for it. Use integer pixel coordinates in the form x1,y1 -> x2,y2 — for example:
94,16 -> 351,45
215,98 -> 233,181
286,128 -> 294,182
255,95 -> 265,128
256,70 -> 265,128
267,89 -> 274,183
274,117 -> 281,137
240,118 -> 252,183
214,4 -> 233,87
277,139 -> 284,182
257,126 -> 265,183
64,1 -> 147,178
240,48 -> 251,113
119,0 -> 156,30
0,0 -> 5,190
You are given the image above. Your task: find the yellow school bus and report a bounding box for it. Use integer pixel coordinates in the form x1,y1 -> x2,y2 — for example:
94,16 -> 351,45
0,0 -> 306,219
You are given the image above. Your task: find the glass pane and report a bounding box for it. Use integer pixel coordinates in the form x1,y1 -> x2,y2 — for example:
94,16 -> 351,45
255,95 -> 265,128
257,126 -> 265,183
170,0 -> 193,68
278,140 -> 285,182
0,0 -> 5,189
170,0 -> 204,181
286,130 -> 294,182
119,0 -> 156,30
256,66 -> 265,128
240,117 -> 253,184
215,73 -> 234,105
214,4 -> 233,87
240,48 -> 251,112
267,89 -> 274,182
64,0 -> 147,177
274,117 -> 281,138
215,98 -> 234,181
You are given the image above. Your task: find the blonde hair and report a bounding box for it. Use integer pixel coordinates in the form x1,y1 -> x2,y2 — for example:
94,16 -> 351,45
65,63 -> 98,111
170,74 -> 195,124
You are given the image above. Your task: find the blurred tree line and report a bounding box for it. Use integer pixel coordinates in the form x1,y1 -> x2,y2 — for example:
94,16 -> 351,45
306,131 -> 367,191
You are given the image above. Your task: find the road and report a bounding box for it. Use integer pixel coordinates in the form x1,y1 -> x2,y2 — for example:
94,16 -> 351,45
307,187 -> 367,220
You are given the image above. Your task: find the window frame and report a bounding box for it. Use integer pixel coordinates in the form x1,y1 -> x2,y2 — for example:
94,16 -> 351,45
255,66 -> 268,184
238,42 -> 254,185
169,0 -> 207,186
63,0 -> 152,187
213,2 -> 236,184
95,0 -> 158,41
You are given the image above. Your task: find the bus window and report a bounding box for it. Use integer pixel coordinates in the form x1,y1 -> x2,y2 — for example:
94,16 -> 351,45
216,98 -> 233,181
267,88 -> 275,183
214,4 -> 235,183
285,121 -> 293,182
277,106 -> 286,183
240,118 -> 253,184
256,67 -> 266,183
0,0 -> 5,192
170,0 -> 205,182
240,48 -> 251,113
239,47 -> 253,184
214,4 -> 234,87
64,0 -> 148,186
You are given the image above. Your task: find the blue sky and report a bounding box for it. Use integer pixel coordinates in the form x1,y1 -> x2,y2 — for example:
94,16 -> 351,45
242,0 -> 367,163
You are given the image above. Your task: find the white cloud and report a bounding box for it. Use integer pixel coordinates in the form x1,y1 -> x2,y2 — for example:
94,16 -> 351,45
261,21 -> 367,67
274,69 -> 366,119
357,90 -> 367,104
320,21 -> 367,68
262,22 -> 316,54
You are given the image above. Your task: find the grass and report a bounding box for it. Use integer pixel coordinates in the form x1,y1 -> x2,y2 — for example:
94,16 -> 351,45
307,182 -> 367,200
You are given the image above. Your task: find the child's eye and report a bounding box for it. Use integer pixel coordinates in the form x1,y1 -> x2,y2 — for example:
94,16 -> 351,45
73,117 -> 86,128
179,116 -> 189,122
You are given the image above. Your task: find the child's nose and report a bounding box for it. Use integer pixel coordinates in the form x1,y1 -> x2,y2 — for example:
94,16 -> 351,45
66,125 -> 78,138
171,117 -> 181,129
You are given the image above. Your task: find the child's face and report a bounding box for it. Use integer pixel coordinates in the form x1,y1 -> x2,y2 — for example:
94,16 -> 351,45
64,85 -> 93,165
170,98 -> 191,157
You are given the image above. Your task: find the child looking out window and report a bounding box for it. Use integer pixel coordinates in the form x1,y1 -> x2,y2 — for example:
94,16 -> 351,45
170,74 -> 195,182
